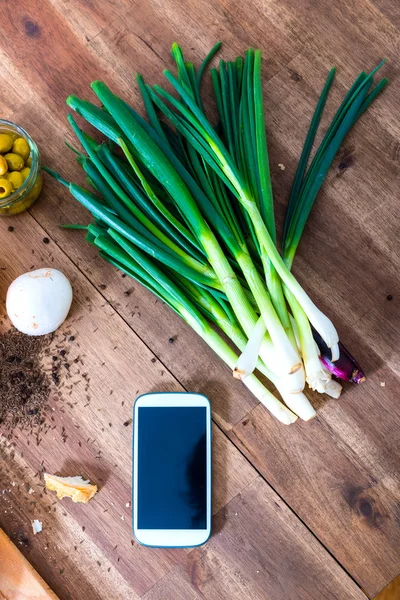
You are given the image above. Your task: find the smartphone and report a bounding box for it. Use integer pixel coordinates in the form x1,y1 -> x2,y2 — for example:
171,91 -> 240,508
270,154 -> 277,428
133,392 -> 212,548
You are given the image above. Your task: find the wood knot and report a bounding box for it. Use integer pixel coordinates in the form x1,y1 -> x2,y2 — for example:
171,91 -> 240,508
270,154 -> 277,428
336,146 -> 356,175
23,18 -> 40,38
359,498 -> 373,518
289,69 -> 302,82
343,483 -> 384,527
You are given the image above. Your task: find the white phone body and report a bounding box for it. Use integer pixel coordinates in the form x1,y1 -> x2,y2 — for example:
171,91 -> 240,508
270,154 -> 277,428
133,392 -> 212,548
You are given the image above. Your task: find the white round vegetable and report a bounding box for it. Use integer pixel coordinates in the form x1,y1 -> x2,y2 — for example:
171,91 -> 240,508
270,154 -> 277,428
6,268 -> 73,336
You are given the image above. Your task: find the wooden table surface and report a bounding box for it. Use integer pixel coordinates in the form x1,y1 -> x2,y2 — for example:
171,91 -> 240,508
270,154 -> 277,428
0,0 -> 399,598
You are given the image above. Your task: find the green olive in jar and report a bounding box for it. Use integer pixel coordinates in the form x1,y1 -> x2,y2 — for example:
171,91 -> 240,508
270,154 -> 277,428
12,137 -> 30,161
0,133 -> 13,153
20,167 -> 31,182
0,155 -> 8,176
7,171 -> 23,191
4,153 -> 24,171
0,120 -> 42,216
0,178 -> 12,199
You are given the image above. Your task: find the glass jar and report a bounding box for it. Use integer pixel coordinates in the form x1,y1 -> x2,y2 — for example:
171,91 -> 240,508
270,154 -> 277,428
0,120 -> 42,216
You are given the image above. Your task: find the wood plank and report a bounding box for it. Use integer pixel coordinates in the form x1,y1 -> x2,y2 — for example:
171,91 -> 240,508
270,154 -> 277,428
0,527 -> 58,599
374,574 -> 400,600
49,0 -> 135,41
371,0 -> 400,28
142,478 -> 367,600
0,0 -> 113,113
89,0 -> 303,89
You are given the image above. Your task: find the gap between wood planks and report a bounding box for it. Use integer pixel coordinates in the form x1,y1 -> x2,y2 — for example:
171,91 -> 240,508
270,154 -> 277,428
24,208 -> 370,599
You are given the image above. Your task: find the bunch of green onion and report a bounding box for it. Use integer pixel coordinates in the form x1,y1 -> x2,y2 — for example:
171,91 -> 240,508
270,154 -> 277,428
46,43 -> 387,424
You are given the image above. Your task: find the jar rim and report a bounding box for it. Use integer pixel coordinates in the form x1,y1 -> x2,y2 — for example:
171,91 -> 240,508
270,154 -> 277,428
0,119 -> 40,208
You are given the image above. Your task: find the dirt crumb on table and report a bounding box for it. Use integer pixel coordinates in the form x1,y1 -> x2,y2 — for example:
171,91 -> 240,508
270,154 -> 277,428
0,328 -> 74,436
0,329 -> 51,432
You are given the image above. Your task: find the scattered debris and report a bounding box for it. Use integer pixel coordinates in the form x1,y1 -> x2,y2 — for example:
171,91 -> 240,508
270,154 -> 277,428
14,530 -> 29,547
123,419 -> 132,428
380,381 -> 386,387
32,519 -> 42,535
278,163 -> 286,171
0,329 -> 52,431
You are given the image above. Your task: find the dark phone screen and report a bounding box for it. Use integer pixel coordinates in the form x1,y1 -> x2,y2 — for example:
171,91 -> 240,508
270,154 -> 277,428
137,406 -> 207,530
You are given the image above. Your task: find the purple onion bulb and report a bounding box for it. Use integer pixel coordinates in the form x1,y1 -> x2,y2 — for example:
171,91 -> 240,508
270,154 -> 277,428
319,342 -> 366,384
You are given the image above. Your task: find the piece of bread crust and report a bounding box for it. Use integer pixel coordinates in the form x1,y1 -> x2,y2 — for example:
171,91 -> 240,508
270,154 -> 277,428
44,473 -> 98,503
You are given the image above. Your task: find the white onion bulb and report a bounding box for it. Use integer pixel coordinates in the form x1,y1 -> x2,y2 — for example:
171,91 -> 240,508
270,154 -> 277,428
6,268 -> 73,336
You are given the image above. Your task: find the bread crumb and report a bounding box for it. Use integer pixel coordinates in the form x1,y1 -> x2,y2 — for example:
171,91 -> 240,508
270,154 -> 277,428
278,163 -> 286,170
32,519 -> 42,535
44,473 -> 97,503
380,381 -> 386,387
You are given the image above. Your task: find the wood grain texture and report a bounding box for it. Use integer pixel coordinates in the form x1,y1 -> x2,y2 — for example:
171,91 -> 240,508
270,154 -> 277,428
0,213 -> 364,600
374,574 -> 400,600
142,478 -> 367,600
0,0 -> 399,598
0,527 -> 59,599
